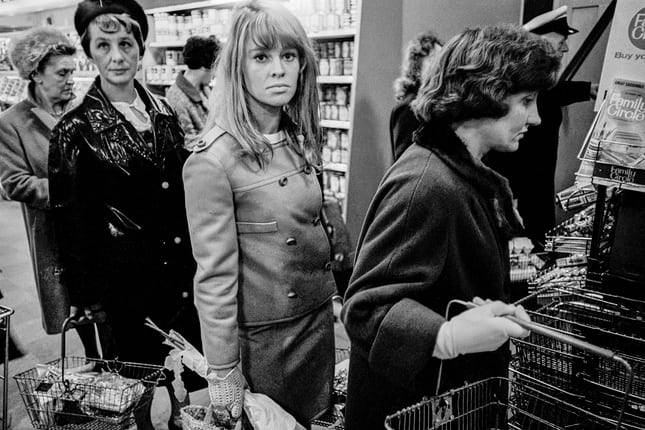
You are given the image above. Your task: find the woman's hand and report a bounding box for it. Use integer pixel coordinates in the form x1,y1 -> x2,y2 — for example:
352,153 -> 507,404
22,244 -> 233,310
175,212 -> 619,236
207,366 -> 245,422
433,298 -> 530,359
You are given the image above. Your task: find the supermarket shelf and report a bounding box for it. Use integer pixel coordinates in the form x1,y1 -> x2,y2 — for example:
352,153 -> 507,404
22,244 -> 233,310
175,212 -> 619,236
145,0 -> 241,15
146,80 -> 174,86
150,40 -> 189,48
324,163 -> 347,173
0,70 -> 97,79
150,38 -> 227,48
317,76 -> 353,84
308,29 -> 356,40
321,120 -> 350,129
0,0 -> 80,16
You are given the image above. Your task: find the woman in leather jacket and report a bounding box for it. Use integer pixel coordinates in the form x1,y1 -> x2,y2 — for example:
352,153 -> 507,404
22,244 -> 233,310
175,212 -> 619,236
48,1 -> 201,427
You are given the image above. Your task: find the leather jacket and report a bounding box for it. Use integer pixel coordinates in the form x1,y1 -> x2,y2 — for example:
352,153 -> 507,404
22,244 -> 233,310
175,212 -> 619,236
48,77 -> 195,308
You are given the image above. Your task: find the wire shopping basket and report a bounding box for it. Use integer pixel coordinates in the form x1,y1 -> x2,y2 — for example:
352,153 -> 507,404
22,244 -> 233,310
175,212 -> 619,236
384,295 -> 636,430
513,284 -> 645,427
14,317 -> 165,429
0,305 -> 14,430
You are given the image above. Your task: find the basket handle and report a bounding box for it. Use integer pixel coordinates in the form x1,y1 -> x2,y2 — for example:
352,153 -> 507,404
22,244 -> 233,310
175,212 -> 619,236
60,316 -> 94,388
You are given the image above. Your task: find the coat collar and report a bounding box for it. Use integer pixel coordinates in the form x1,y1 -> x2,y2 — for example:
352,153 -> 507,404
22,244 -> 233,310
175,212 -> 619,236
174,71 -> 205,104
83,76 -> 171,135
26,82 -> 79,131
413,121 -> 524,238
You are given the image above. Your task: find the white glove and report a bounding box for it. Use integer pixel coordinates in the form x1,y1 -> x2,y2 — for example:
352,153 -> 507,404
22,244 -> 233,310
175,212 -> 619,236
433,298 -> 530,360
207,366 -> 245,421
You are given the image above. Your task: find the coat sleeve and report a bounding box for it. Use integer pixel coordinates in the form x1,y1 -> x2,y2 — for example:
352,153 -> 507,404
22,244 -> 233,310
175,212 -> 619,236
48,119 -> 107,307
341,156 -> 451,388
0,118 -> 49,208
183,150 -> 240,369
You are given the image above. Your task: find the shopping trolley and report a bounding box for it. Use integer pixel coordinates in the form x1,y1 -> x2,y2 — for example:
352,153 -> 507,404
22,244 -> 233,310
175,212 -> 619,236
0,305 -> 14,430
14,317 -> 165,429
384,296 -> 636,430
513,284 -> 645,427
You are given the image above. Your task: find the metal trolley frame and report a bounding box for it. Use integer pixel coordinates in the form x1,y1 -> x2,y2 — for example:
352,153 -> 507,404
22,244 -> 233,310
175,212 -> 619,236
0,305 -> 14,430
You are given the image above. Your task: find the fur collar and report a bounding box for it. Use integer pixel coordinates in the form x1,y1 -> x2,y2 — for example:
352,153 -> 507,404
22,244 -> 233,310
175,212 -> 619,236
413,121 -> 524,239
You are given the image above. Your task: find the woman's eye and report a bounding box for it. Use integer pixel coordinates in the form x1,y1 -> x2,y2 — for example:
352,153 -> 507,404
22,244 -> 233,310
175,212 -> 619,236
97,42 -> 108,50
283,52 -> 297,61
254,54 -> 267,62
120,41 -> 132,48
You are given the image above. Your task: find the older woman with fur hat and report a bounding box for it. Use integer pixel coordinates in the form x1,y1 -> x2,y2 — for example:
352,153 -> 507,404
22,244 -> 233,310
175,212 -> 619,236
48,0 -> 202,428
0,26 -> 101,359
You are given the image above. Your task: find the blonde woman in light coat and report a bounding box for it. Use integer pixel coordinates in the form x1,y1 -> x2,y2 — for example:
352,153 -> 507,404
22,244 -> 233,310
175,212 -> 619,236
183,1 -> 336,426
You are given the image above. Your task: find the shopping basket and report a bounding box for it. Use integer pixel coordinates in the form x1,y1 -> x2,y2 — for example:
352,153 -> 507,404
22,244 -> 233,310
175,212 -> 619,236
14,317 -> 165,429
0,305 -> 14,430
384,297 -> 636,430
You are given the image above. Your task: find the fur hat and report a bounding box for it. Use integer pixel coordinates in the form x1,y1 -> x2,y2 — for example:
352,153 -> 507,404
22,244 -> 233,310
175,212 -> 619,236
9,27 -> 74,80
74,0 -> 148,41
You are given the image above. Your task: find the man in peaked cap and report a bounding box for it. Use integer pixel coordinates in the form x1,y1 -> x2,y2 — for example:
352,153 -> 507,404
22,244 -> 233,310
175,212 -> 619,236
486,6 -> 598,250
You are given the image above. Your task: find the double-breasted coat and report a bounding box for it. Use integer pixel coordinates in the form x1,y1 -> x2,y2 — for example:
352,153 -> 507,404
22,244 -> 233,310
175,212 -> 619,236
183,124 -> 337,424
0,84 -> 73,334
48,77 -> 200,366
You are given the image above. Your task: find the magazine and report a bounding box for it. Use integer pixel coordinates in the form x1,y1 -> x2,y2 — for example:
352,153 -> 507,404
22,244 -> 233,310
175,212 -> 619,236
575,78 -> 645,191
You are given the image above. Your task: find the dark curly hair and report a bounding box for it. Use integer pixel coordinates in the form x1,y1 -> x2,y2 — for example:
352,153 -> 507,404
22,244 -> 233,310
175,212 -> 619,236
412,24 -> 560,124
183,35 -> 221,70
393,30 -> 442,101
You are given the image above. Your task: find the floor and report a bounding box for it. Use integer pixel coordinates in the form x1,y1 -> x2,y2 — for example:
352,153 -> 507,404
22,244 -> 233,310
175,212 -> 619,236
0,200 -> 349,429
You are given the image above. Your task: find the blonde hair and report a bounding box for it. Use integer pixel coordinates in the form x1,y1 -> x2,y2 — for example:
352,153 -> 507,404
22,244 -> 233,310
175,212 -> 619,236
202,0 -> 321,169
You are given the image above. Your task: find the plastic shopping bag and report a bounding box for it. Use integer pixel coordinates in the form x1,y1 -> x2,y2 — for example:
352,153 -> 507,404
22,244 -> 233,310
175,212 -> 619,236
244,390 -> 306,430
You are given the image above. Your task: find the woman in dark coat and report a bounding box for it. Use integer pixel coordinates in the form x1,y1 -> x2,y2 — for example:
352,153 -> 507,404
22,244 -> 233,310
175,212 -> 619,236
389,30 -> 442,162
341,24 -> 561,430
48,1 -> 201,427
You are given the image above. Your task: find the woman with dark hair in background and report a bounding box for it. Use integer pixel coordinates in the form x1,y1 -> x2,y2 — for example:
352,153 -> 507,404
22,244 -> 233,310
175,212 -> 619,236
0,27 -> 98,358
341,24 -> 561,429
390,30 -> 442,161
167,35 -> 220,148
48,0 -> 202,427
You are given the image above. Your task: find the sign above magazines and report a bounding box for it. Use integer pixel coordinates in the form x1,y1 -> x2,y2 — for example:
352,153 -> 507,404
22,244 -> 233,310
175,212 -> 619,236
596,0 -> 645,111
576,78 -> 645,192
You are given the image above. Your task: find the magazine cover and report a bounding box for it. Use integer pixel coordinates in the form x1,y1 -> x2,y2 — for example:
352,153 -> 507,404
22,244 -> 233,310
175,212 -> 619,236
576,78 -> 645,190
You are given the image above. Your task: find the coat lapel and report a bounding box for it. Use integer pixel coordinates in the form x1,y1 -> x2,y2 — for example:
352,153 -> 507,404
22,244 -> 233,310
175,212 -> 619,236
83,78 -> 163,166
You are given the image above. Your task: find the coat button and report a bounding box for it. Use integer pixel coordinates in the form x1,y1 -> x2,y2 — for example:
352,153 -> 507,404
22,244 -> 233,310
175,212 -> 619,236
286,237 -> 297,246
161,181 -> 170,189
287,291 -> 298,298
325,262 -> 333,271
303,165 -> 313,174
182,291 -> 189,298
278,177 -> 288,186
334,253 -> 344,262
174,236 -> 182,244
